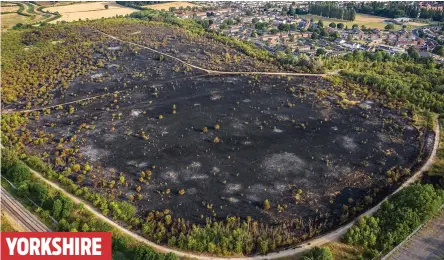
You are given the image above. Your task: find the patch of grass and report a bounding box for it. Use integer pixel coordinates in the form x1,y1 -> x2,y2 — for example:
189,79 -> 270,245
300,13 -> 427,30
325,241 -> 364,260
1,213 -> 19,232
1,13 -> 32,30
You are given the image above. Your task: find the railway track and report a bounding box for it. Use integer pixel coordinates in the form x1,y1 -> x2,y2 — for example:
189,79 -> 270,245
1,187 -> 51,232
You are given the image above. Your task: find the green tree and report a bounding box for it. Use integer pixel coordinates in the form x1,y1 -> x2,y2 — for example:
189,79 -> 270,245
7,162 -> 31,184
263,199 -> 271,210
432,45 -> 444,56
52,199 -> 63,219
385,24 -> 395,30
317,48 -> 327,56
301,247 -> 333,260
329,22 -> 336,28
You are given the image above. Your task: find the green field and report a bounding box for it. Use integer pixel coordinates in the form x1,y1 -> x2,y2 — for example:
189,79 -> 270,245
300,13 -> 428,30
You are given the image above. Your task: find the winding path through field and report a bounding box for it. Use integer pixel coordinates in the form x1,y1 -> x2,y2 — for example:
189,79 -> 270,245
21,120 -> 439,259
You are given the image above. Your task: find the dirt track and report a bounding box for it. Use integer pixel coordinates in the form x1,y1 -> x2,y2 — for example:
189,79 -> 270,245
96,30 -> 329,78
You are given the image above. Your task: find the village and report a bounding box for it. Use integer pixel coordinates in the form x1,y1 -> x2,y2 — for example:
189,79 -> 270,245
172,1 -> 444,62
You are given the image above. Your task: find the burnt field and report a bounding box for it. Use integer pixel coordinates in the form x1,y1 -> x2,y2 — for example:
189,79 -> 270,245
24,40 -> 426,224
9,21 -> 435,255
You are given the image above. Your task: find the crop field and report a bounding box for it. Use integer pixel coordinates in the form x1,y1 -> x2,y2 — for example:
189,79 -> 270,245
1,13 -> 30,30
144,2 -> 198,11
1,2 -> 55,30
1,4 -> 19,12
300,13 -> 428,30
45,2 -> 138,23
2,20 -> 435,256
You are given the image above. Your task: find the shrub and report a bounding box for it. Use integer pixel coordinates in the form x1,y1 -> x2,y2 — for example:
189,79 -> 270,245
7,162 -> 31,184
263,199 -> 271,210
301,247 -> 334,260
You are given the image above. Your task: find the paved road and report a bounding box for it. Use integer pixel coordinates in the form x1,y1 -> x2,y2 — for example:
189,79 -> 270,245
23,121 -> 439,259
1,187 -> 51,232
389,209 -> 444,260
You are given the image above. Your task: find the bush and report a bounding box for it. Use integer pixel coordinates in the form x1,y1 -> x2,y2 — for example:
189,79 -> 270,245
301,247 -> 334,260
6,162 -> 31,184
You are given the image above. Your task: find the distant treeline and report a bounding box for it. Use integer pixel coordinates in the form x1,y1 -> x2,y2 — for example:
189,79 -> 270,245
354,2 -> 444,22
308,2 -> 356,21
116,1 -> 172,10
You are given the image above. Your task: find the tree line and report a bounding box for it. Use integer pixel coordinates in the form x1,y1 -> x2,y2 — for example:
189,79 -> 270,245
344,184 -> 444,258
308,2 -> 356,21
354,2 -> 444,21
325,50 -> 444,114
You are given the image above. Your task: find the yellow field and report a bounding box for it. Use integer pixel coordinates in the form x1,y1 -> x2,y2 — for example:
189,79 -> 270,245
144,1 -> 198,11
301,13 -> 427,30
1,13 -> 32,30
45,2 -> 138,23
1,5 -> 19,12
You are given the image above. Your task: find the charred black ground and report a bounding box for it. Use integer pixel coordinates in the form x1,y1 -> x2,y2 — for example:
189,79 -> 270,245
25,38 -> 424,224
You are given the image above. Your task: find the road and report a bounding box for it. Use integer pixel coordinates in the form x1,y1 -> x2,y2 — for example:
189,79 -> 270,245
1,187 -> 51,232
388,209 -> 444,260
21,120 -> 439,259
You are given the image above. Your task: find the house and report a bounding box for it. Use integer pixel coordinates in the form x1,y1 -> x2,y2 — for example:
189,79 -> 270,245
396,39 -> 424,48
334,38 -> 346,44
299,19 -> 311,30
368,38 -> 384,46
195,12 -> 207,18
376,44 -> 406,54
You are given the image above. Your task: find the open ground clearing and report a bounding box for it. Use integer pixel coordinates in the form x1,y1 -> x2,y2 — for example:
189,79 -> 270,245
1,4 -> 19,13
45,2 -> 138,23
300,13 -> 428,30
144,2 -> 199,11
2,20 -> 435,256
1,13 -> 31,30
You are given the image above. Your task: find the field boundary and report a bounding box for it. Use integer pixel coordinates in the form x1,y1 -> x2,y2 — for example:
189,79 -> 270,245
17,119 -> 439,259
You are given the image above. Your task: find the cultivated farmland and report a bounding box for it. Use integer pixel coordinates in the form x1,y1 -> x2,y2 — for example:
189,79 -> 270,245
144,2 -> 199,11
301,13 -> 428,30
45,2 -> 138,23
